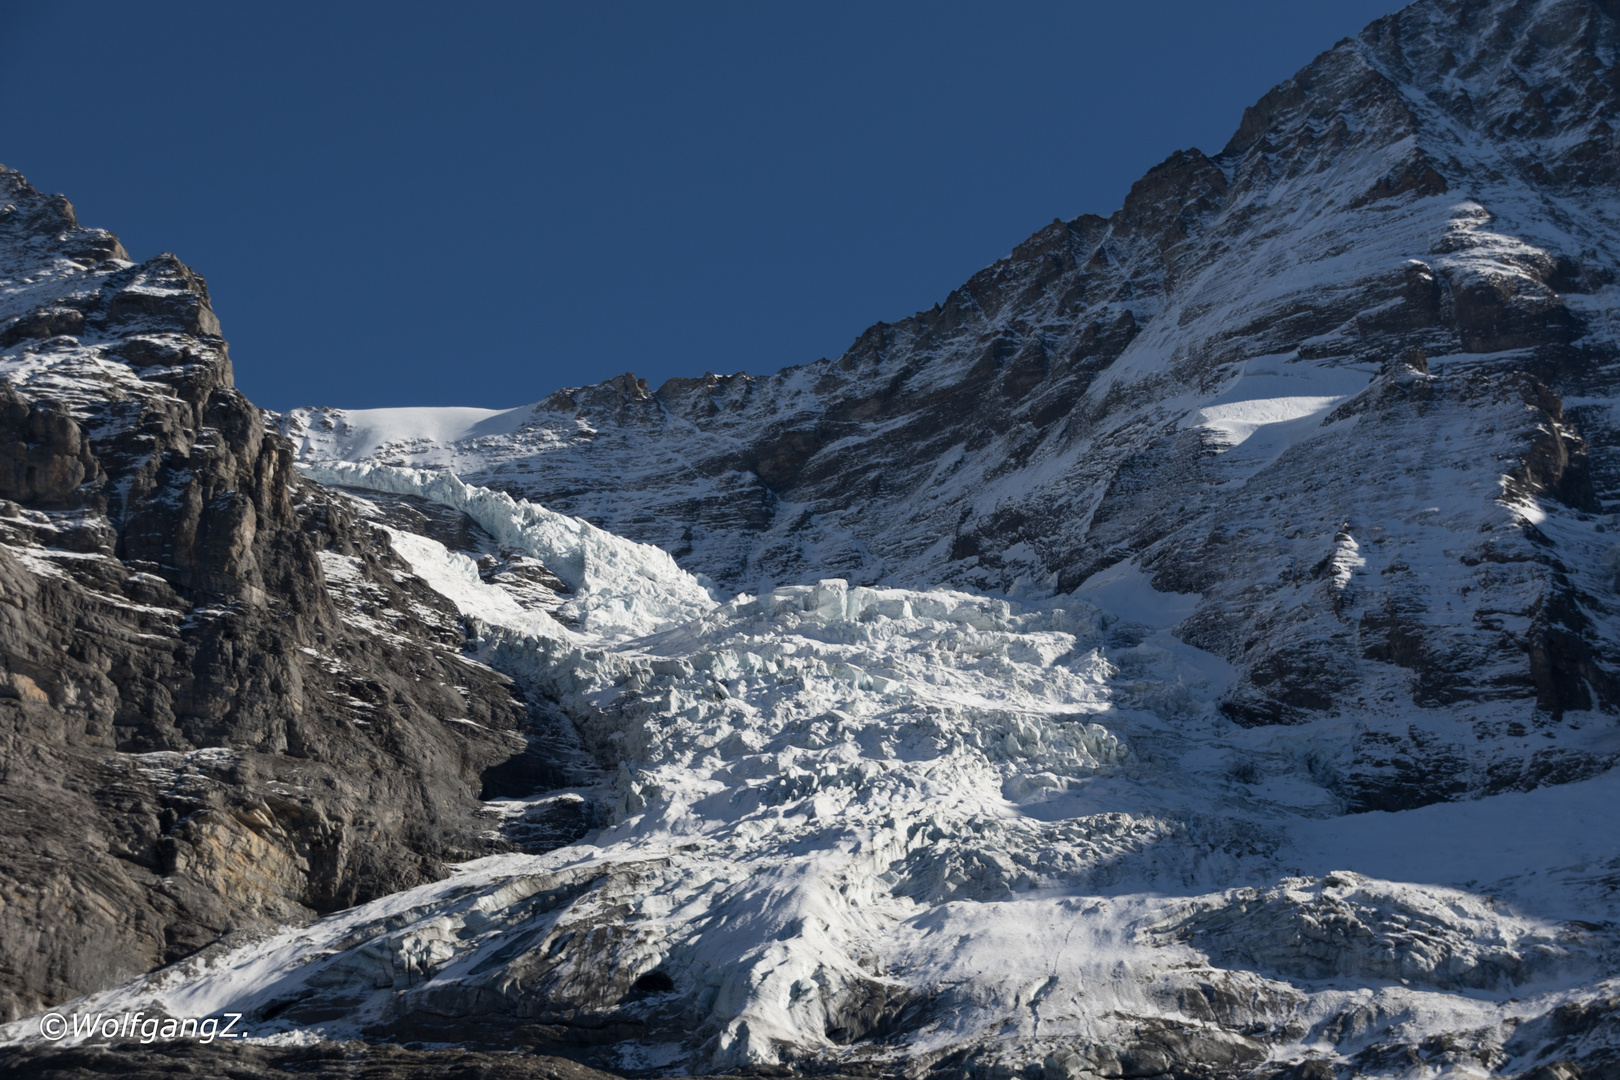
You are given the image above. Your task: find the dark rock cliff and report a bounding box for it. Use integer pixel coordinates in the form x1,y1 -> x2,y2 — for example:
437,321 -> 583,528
0,167 -> 580,1021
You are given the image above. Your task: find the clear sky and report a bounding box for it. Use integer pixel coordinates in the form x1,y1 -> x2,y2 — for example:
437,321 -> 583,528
5,1 -> 1401,412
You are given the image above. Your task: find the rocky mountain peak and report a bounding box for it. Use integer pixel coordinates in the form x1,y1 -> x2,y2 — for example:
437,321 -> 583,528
0,162 -> 588,1025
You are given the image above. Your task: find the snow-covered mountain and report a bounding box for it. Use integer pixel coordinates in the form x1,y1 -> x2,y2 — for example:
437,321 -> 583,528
288,0 -> 1620,817
4,0 -> 1620,1078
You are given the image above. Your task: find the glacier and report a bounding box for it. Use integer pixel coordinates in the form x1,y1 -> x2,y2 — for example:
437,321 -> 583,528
8,460 -> 1616,1078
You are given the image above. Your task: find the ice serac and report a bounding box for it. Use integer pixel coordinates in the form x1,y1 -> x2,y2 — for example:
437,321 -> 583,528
290,0 -> 1620,811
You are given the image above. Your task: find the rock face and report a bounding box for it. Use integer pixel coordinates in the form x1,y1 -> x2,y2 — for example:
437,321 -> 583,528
0,167 -> 586,1022
0,1039 -> 628,1079
292,0 -> 1620,810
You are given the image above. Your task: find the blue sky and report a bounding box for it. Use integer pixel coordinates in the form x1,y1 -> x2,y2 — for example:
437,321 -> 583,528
5,1 -> 1400,411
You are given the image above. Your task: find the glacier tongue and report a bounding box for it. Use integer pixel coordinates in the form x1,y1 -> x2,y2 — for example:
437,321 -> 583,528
15,460 -> 1617,1078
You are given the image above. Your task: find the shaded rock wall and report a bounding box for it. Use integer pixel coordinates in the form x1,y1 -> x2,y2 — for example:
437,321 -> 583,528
0,166 -> 576,1020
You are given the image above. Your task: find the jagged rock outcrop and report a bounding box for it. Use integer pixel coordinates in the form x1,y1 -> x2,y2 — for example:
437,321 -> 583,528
0,166 -> 586,1022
